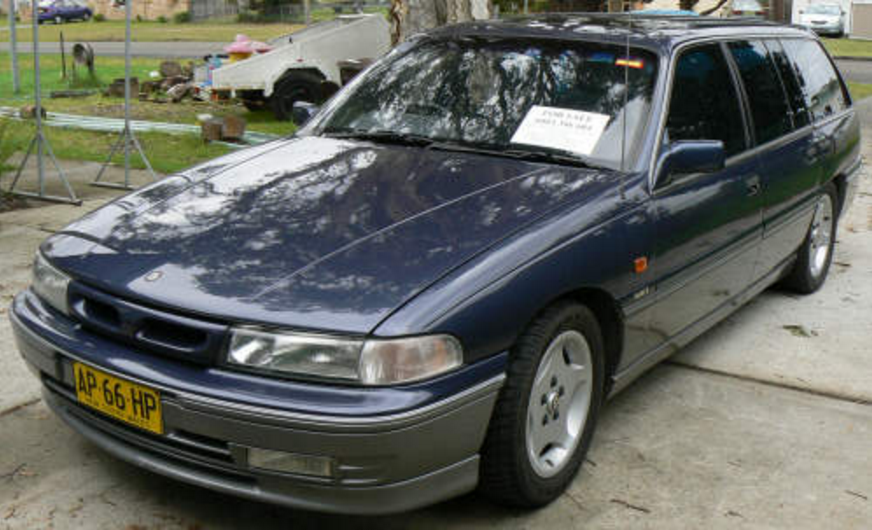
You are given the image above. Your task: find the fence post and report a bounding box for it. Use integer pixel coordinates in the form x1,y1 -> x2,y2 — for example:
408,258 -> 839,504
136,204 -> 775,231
7,0 -> 20,93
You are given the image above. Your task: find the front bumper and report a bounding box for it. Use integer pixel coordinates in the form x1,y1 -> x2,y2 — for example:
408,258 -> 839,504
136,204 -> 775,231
805,24 -> 843,35
11,291 -> 506,514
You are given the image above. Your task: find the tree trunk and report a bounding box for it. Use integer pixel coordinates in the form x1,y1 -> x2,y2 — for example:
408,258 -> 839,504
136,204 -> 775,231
391,0 -> 492,44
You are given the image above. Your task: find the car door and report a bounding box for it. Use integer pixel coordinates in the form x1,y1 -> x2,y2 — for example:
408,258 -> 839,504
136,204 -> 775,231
647,43 -> 763,345
783,39 -> 859,192
725,39 -> 821,278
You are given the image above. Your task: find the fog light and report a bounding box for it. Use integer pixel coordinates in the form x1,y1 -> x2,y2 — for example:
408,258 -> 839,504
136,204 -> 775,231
247,447 -> 334,478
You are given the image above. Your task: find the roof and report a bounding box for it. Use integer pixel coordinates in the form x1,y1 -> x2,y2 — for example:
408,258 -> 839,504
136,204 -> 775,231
429,13 -> 815,52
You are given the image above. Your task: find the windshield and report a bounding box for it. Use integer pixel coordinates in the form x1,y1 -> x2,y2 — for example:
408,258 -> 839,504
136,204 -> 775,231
806,4 -> 840,14
313,37 -> 659,170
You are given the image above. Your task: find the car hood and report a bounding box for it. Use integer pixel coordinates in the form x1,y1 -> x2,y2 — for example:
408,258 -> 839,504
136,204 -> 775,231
45,136 -> 611,333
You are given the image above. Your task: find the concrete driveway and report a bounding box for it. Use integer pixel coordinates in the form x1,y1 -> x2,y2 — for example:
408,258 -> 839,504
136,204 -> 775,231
1,110 -> 872,528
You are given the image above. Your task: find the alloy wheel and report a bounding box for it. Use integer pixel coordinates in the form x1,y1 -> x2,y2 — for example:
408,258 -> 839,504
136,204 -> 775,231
525,330 -> 593,478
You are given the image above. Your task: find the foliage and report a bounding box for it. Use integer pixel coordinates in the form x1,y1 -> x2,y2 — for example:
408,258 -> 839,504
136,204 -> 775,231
157,15 -> 168,23
236,9 -> 259,23
172,11 -> 192,23
93,13 -> 106,21
0,119 -> 26,174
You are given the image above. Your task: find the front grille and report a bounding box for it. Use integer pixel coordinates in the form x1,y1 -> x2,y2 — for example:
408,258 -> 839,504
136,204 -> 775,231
67,281 -> 228,365
44,376 -> 244,471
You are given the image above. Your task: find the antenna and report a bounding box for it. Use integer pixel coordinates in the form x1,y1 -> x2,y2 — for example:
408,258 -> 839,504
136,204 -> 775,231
619,6 -> 632,200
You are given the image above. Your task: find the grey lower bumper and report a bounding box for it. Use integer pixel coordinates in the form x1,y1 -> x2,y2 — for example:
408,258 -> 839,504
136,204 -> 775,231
13,307 -> 504,515
43,387 -> 483,514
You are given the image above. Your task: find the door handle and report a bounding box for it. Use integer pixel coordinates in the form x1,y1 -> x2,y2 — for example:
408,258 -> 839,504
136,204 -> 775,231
745,175 -> 761,197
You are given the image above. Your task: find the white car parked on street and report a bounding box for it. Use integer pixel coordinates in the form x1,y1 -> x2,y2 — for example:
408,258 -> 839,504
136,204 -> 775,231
797,4 -> 846,37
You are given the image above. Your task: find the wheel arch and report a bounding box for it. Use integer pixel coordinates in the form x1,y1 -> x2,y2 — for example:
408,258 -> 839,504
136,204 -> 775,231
265,67 -> 326,98
567,288 -> 624,394
533,287 -> 625,395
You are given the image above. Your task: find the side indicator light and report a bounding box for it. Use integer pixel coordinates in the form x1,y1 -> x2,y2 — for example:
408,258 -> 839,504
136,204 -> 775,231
634,257 -> 648,274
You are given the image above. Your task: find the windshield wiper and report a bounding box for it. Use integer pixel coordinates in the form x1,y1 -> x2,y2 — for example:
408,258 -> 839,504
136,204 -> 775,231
501,148 -> 605,170
321,129 -> 435,147
322,130 -> 605,170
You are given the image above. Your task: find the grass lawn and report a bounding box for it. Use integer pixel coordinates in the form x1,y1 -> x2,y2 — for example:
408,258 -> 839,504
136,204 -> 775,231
822,38 -> 872,58
5,20 -> 302,43
0,52 -> 296,137
0,120 -> 233,174
1,51 -> 297,174
848,81 -> 872,101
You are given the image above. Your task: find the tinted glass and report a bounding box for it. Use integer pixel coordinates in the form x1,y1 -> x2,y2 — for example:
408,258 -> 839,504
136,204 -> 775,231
806,4 -> 840,14
766,39 -> 811,128
781,39 -> 848,121
728,40 -> 792,144
316,38 -> 659,170
666,44 -> 746,157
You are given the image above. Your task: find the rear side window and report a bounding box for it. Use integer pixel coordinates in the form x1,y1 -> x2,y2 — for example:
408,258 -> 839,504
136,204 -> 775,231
666,44 -> 746,157
766,39 -> 811,128
727,40 -> 793,145
781,39 -> 848,121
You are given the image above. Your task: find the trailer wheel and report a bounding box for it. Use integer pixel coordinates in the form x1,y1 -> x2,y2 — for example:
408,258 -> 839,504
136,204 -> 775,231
269,71 -> 323,121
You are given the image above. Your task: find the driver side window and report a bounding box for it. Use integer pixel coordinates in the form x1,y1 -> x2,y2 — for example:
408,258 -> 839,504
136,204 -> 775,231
666,44 -> 746,158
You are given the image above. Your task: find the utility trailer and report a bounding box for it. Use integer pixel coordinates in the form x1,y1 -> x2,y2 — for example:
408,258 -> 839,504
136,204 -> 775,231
211,14 -> 391,120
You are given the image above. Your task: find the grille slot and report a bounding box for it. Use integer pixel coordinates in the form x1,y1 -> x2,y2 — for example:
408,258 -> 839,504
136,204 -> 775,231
138,318 -> 209,352
81,297 -> 122,329
68,281 -> 228,364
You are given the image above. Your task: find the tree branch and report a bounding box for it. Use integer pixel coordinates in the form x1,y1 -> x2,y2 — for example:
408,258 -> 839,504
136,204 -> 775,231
700,0 -> 730,15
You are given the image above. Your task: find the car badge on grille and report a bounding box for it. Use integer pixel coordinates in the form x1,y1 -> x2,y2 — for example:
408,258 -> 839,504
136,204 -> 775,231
144,271 -> 164,282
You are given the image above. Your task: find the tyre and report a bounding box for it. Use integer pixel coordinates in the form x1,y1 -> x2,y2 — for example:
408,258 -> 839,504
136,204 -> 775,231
479,301 -> 605,507
54,15 -> 63,24
781,182 -> 839,294
268,71 -> 322,121
83,12 -> 91,21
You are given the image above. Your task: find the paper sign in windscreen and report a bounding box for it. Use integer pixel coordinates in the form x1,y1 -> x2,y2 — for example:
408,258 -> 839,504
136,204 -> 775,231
510,106 -> 610,156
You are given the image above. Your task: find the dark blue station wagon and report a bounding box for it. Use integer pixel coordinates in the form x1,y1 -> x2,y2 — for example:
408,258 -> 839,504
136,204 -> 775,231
11,15 -> 862,514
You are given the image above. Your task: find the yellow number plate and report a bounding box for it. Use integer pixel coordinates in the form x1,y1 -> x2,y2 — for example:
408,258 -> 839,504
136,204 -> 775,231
74,362 -> 163,435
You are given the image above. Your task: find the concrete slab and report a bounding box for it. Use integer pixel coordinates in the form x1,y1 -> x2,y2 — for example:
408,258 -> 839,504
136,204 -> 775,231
2,154 -> 160,206
0,366 -> 869,529
0,224 -> 54,411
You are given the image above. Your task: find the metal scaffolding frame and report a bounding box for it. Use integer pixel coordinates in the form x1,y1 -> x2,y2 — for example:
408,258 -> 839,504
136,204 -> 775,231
7,0 -> 81,205
92,0 -> 157,190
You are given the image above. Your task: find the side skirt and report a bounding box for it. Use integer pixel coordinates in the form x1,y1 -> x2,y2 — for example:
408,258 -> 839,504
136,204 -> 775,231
607,253 -> 797,398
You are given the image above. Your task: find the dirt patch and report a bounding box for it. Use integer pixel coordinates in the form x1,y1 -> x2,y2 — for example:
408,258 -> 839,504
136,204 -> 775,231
0,191 -> 33,214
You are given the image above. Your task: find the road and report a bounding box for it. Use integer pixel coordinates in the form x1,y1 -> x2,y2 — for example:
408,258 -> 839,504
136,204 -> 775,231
0,103 -> 871,529
837,58 -> 872,84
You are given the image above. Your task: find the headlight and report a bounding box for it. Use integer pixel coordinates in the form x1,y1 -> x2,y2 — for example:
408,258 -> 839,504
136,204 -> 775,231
227,328 -> 463,385
32,252 -> 71,315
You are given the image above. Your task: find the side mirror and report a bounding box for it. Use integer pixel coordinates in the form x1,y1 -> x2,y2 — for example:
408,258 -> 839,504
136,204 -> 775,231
292,101 -> 320,127
656,140 -> 725,188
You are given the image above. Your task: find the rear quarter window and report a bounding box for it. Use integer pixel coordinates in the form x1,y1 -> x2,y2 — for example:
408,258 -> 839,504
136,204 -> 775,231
728,40 -> 793,145
766,39 -> 811,128
781,39 -> 849,121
